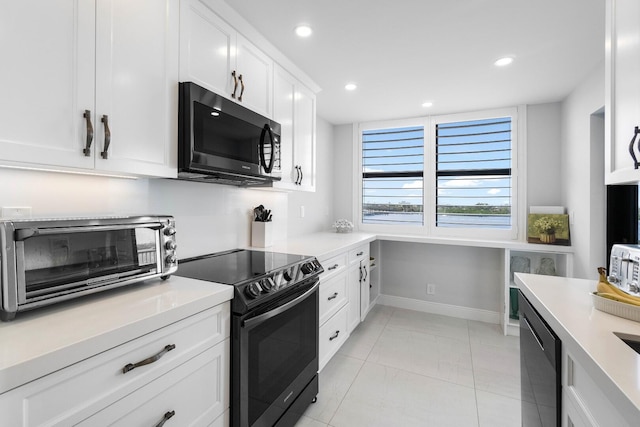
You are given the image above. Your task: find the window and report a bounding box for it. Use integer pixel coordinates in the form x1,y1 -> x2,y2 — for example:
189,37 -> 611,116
358,108 -> 519,240
361,125 -> 424,226
435,117 -> 512,229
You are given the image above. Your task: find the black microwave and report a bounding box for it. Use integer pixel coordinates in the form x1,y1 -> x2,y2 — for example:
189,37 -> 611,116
178,82 -> 281,186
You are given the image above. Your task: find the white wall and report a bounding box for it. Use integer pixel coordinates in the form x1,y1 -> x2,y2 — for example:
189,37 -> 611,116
527,102 -> 563,206
332,124 -> 355,222
0,117 -> 335,260
331,105 -> 565,312
379,241 -> 503,312
560,61 -> 606,279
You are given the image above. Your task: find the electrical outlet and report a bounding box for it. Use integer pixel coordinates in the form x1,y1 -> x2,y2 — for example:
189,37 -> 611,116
2,206 -> 32,219
427,283 -> 436,295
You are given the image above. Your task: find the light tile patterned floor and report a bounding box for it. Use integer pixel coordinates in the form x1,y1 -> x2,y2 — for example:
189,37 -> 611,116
296,305 -> 521,427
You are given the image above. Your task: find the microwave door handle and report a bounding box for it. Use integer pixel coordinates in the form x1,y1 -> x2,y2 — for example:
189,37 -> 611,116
259,124 -> 275,173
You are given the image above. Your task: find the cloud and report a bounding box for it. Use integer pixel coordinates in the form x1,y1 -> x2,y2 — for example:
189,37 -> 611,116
487,188 -> 501,195
363,167 -> 384,173
440,179 -> 481,188
402,180 -> 423,189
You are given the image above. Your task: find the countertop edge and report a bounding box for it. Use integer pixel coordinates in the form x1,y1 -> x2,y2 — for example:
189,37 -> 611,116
0,276 -> 233,394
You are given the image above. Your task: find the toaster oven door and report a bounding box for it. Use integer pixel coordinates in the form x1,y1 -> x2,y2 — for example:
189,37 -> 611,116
14,224 -> 162,304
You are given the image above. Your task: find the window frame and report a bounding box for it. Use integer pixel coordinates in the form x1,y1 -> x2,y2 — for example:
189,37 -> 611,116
354,107 -> 525,241
355,118 -> 429,235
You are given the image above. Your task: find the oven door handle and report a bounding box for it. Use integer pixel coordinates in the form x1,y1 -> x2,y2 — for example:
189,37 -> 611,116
14,223 -> 163,240
243,281 -> 319,328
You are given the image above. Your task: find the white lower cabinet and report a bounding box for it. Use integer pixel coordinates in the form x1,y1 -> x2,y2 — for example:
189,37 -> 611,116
318,305 -> 348,371
317,243 -> 371,371
348,244 -> 371,332
562,350 -> 632,427
0,303 -> 230,426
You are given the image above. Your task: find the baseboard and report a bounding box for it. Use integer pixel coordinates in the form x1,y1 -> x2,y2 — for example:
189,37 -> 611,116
377,294 -> 501,324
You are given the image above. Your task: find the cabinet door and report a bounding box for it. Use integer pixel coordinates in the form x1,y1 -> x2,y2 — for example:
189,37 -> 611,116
94,0 -> 178,177
293,83 -> 316,191
179,0 -> 235,98
273,66 -> 297,188
0,0 -> 95,169
360,261 -> 371,322
236,34 -> 273,118
605,0 -> 640,184
347,264 -> 361,333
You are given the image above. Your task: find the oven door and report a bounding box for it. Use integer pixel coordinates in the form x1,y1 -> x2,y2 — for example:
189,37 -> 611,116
233,280 -> 319,427
14,223 -> 162,305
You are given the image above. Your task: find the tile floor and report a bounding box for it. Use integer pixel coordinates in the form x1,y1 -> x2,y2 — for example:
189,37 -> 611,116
295,305 -> 521,427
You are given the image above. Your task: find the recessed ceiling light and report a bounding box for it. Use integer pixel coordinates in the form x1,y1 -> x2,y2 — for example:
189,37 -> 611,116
422,101 -> 433,108
494,57 -> 514,67
345,83 -> 357,91
294,25 -> 312,38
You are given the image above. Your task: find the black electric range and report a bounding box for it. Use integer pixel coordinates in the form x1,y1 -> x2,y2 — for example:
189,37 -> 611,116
175,248 -> 324,427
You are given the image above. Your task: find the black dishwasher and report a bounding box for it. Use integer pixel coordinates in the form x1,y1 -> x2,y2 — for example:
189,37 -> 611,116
519,290 -> 561,426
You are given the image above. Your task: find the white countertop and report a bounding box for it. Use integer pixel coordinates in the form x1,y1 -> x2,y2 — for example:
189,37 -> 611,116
0,276 -> 233,394
251,232 -> 377,260
515,273 -> 640,423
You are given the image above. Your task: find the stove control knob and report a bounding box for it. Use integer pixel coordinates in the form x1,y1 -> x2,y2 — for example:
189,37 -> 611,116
245,282 -> 262,299
261,278 -> 275,292
301,262 -> 316,275
165,241 -> 177,251
283,268 -> 294,282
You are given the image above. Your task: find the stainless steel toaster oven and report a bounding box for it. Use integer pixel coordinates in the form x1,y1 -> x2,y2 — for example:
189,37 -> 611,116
608,244 -> 640,297
0,215 -> 178,321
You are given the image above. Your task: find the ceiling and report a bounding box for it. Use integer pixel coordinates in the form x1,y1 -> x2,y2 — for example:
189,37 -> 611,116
223,0 -> 605,125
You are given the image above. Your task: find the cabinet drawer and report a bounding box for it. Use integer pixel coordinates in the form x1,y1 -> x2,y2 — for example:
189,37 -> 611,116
348,245 -> 369,265
319,273 -> 348,325
319,305 -> 348,371
78,338 -> 229,427
0,303 -> 230,426
565,353 -> 630,427
319,252 -> 348,280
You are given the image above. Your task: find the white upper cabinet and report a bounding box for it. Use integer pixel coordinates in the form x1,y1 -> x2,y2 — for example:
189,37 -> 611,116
0,0 -> 96,170
180,0 -> 273,118
273,65 -> 317,192
94,0 -> 179,177
0,0 -> 179,178
605,0 -> 640,184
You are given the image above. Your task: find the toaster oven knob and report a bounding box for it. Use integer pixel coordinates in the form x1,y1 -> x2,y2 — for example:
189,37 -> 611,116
165,241 -> 177,251
245,282 -> 262,299
165,255 -> 177,265
164,226 -> 176,237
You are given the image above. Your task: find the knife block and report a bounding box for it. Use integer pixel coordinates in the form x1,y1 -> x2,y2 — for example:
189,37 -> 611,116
252,221 -> 273,247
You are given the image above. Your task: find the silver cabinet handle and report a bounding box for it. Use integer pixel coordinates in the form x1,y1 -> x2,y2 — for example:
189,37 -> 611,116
122,344 -> 175,374
82,110 -> 93,156
231,70 -> 238,98
154,410 -> 175,427
238,74 -> 245,101
100,115 -> 111,159
629,126 -> 640,169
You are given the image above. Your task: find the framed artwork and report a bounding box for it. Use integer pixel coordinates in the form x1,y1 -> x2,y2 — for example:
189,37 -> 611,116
527,213 -> 570,245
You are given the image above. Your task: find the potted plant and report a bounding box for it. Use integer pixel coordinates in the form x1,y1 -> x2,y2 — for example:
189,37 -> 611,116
533,216 -> 563,244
